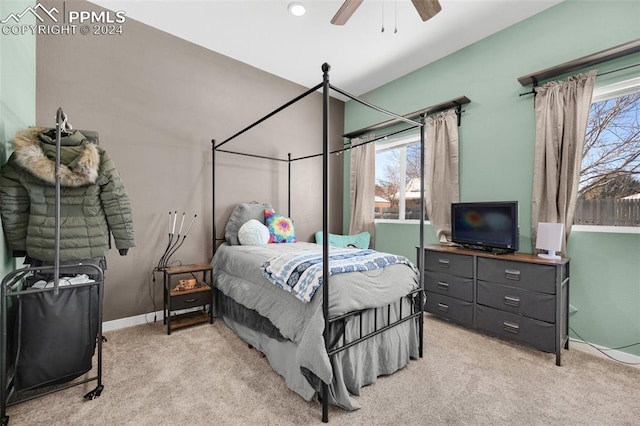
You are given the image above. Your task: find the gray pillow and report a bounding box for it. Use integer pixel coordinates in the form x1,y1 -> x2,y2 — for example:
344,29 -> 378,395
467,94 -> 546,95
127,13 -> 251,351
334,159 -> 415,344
224,202 -> 272,245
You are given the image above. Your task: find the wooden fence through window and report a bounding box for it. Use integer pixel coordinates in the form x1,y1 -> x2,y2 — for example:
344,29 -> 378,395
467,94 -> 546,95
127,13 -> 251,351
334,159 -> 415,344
574,199 -> 640,226
375,199 -> 639,226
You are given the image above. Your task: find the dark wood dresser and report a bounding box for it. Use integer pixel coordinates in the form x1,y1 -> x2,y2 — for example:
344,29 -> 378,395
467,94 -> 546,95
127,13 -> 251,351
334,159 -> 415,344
419,244 -> 570,365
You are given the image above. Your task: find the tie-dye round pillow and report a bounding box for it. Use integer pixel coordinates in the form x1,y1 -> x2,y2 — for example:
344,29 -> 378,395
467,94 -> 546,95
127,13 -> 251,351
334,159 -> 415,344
264,209 -> 296,243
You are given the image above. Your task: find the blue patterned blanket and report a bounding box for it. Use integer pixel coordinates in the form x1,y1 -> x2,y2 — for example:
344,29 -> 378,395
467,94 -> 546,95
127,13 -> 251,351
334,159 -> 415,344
261,248 -> 416,303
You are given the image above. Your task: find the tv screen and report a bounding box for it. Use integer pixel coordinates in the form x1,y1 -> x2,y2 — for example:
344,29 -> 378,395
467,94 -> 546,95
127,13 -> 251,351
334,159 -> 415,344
451,201 -> 519,253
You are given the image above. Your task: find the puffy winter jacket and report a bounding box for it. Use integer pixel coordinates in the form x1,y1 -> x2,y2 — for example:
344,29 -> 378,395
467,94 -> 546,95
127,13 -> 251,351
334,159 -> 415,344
0,127 -> 135,262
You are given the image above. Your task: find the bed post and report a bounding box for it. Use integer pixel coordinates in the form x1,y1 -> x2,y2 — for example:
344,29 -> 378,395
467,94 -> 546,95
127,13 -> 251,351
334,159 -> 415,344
288,152 -> 292,218
321,62 -> 330,424
212,139 -> 217,257
419,116 -> 425,358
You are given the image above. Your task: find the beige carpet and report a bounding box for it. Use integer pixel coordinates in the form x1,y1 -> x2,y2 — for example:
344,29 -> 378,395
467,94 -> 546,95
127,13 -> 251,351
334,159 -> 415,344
5,314 -> 640,425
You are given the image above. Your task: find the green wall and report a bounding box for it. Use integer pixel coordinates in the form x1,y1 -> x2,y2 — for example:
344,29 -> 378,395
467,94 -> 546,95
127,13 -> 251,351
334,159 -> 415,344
567,231 -> 639,354
0,0 -> 36,277
344,0 -> 640,357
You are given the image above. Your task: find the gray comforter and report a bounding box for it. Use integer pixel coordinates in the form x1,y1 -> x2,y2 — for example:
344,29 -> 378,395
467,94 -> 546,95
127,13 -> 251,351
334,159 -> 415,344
211,242 -> 420,405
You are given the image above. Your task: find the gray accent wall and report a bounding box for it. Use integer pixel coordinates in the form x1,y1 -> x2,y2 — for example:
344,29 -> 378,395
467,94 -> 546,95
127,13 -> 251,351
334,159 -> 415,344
344,1 -> 640,357
35,0 -> 344,321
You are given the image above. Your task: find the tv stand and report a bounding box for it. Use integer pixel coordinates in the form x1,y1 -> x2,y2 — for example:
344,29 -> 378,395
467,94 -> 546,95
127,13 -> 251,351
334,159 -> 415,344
419,244 -> 570,366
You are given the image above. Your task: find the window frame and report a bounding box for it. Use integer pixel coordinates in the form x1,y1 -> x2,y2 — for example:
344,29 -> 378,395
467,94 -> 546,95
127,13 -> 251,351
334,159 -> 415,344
373,131 -> 429,224
576,76 -> 640,234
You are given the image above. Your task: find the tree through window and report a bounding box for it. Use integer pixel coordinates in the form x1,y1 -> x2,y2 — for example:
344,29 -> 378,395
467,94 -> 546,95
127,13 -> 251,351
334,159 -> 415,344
576,77 -> 640,226
374,133 -> 426,220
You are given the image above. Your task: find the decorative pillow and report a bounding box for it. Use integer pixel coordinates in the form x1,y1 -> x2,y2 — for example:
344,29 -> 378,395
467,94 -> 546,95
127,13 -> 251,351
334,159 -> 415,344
224,202 -> 273,246
238,219 -> 270,246
315,231 -> 371,249
265,209 -> 296,243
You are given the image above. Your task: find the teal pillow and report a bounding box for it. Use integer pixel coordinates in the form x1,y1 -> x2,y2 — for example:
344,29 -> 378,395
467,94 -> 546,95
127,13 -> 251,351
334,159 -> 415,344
314,231 -> 370,249
265,209 -> 296,243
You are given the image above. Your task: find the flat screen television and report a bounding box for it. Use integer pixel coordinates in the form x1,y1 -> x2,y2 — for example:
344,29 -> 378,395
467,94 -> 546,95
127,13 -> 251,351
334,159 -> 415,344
451,201 -> 519,253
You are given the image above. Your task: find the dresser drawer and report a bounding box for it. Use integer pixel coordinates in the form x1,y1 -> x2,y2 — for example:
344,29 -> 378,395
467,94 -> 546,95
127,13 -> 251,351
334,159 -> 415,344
424,270 -> 473,302
477,258 -> 556,294
171,289 -> 212,310
425,291 -> 473,326
477,280 -> 555,323
476,304 -> 555,353
424,251 -> 473,278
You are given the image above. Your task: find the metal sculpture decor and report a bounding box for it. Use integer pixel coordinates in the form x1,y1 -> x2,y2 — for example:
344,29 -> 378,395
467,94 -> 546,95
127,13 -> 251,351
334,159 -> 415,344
156,211 -> 197,270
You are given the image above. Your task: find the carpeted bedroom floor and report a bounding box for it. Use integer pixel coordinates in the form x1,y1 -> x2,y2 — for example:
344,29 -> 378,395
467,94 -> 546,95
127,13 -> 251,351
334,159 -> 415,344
5,314 -> 640,425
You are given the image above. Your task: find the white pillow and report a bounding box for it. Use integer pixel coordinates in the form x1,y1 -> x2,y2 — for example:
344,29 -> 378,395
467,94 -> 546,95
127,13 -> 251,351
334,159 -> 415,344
238,219 -> 270,246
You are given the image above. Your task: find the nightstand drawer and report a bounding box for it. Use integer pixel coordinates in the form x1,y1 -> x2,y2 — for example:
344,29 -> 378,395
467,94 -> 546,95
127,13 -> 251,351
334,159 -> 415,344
170,289 -> 211,310
477,258 -> 556,294
424,270 -> 473,302
477,280 -> 555,323
425,291 -> 473,326
476,304 -> 555,353
424,251 -> 473,278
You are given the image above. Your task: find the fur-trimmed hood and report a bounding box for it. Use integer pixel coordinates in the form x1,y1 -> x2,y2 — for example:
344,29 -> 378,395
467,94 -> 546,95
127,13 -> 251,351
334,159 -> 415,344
12,127 -> 100,187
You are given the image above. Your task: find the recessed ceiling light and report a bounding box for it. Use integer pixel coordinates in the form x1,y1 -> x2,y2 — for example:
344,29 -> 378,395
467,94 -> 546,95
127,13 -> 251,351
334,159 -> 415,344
288,2 -> 306,17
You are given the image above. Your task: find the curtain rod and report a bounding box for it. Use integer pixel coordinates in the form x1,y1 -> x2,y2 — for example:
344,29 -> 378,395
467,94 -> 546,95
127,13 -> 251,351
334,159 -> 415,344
347,125 -> 421,148
343,95 -> 471,140
519,63 -> 640,97
517,38 -> 640,87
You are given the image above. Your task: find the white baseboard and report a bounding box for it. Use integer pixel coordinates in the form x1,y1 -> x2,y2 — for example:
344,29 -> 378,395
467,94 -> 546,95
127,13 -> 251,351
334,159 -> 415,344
569,338 -> 640,368
102,310 -> 164,332
104,313 -> 639,368
102,307 -> 204,333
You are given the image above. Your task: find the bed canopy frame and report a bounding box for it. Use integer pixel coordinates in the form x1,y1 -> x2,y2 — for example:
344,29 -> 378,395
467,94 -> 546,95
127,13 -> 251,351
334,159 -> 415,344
211,63 -> 425,422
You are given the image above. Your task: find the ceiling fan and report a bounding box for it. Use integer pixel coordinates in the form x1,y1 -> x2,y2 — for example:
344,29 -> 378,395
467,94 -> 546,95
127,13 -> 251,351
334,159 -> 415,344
331,0 -> 442,25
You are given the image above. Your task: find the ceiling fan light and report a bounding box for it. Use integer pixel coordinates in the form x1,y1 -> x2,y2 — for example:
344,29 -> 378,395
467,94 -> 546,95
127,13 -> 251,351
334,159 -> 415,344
288,2 -> 306,17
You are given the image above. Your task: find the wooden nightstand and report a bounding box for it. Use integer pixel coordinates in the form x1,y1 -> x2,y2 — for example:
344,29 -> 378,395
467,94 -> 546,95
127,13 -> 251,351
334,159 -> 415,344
163,263 -> 213,335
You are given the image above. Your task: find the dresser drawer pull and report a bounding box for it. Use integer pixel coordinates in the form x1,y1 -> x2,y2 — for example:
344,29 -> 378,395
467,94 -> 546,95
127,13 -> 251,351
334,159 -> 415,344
437,259 -> 450,268
437,303 -> 449,312
185,298 -> 198,303
503,321 -> 520,334
437,281 -> 450,290
504,295 -> 520,307
504,269 -> 521,281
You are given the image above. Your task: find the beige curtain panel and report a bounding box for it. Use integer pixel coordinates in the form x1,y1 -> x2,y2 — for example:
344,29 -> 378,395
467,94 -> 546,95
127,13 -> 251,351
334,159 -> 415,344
424,109 -> 459,242
349,137 -> 376,246
531,70 -> 597,254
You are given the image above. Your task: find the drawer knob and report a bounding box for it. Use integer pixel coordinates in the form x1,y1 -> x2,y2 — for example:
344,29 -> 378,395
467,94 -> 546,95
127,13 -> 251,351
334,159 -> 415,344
504,269 -> 521,281
437,302 -> 449,312
504,295 -> 520,307
437,281 -> 450,290
185,298 -> 198,303
503,321 -> 520,334
437,259 -> 450,268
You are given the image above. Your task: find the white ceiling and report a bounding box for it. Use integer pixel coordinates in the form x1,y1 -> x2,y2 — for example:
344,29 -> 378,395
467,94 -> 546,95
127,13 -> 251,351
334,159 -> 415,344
89,0 -> 563,96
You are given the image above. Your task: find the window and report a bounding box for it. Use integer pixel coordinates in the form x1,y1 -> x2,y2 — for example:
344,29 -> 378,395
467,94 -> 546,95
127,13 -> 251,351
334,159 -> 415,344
576,77 -> 640,227
374,132 -> 426,221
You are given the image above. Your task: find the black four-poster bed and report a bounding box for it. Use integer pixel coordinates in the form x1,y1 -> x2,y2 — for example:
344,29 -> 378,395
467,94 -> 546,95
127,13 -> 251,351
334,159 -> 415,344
210,63 -> 426,422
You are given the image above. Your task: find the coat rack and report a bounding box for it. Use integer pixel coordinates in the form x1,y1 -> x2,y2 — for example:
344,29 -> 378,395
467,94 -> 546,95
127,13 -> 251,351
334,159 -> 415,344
0,109 -> 105,425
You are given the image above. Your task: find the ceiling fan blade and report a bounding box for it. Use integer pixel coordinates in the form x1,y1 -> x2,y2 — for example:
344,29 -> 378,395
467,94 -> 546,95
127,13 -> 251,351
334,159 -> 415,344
331,0 -> 364,25
411,0 -> 442,22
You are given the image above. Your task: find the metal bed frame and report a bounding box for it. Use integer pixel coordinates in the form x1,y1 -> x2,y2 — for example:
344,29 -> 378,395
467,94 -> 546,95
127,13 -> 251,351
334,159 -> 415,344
211,63 -> 426,423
